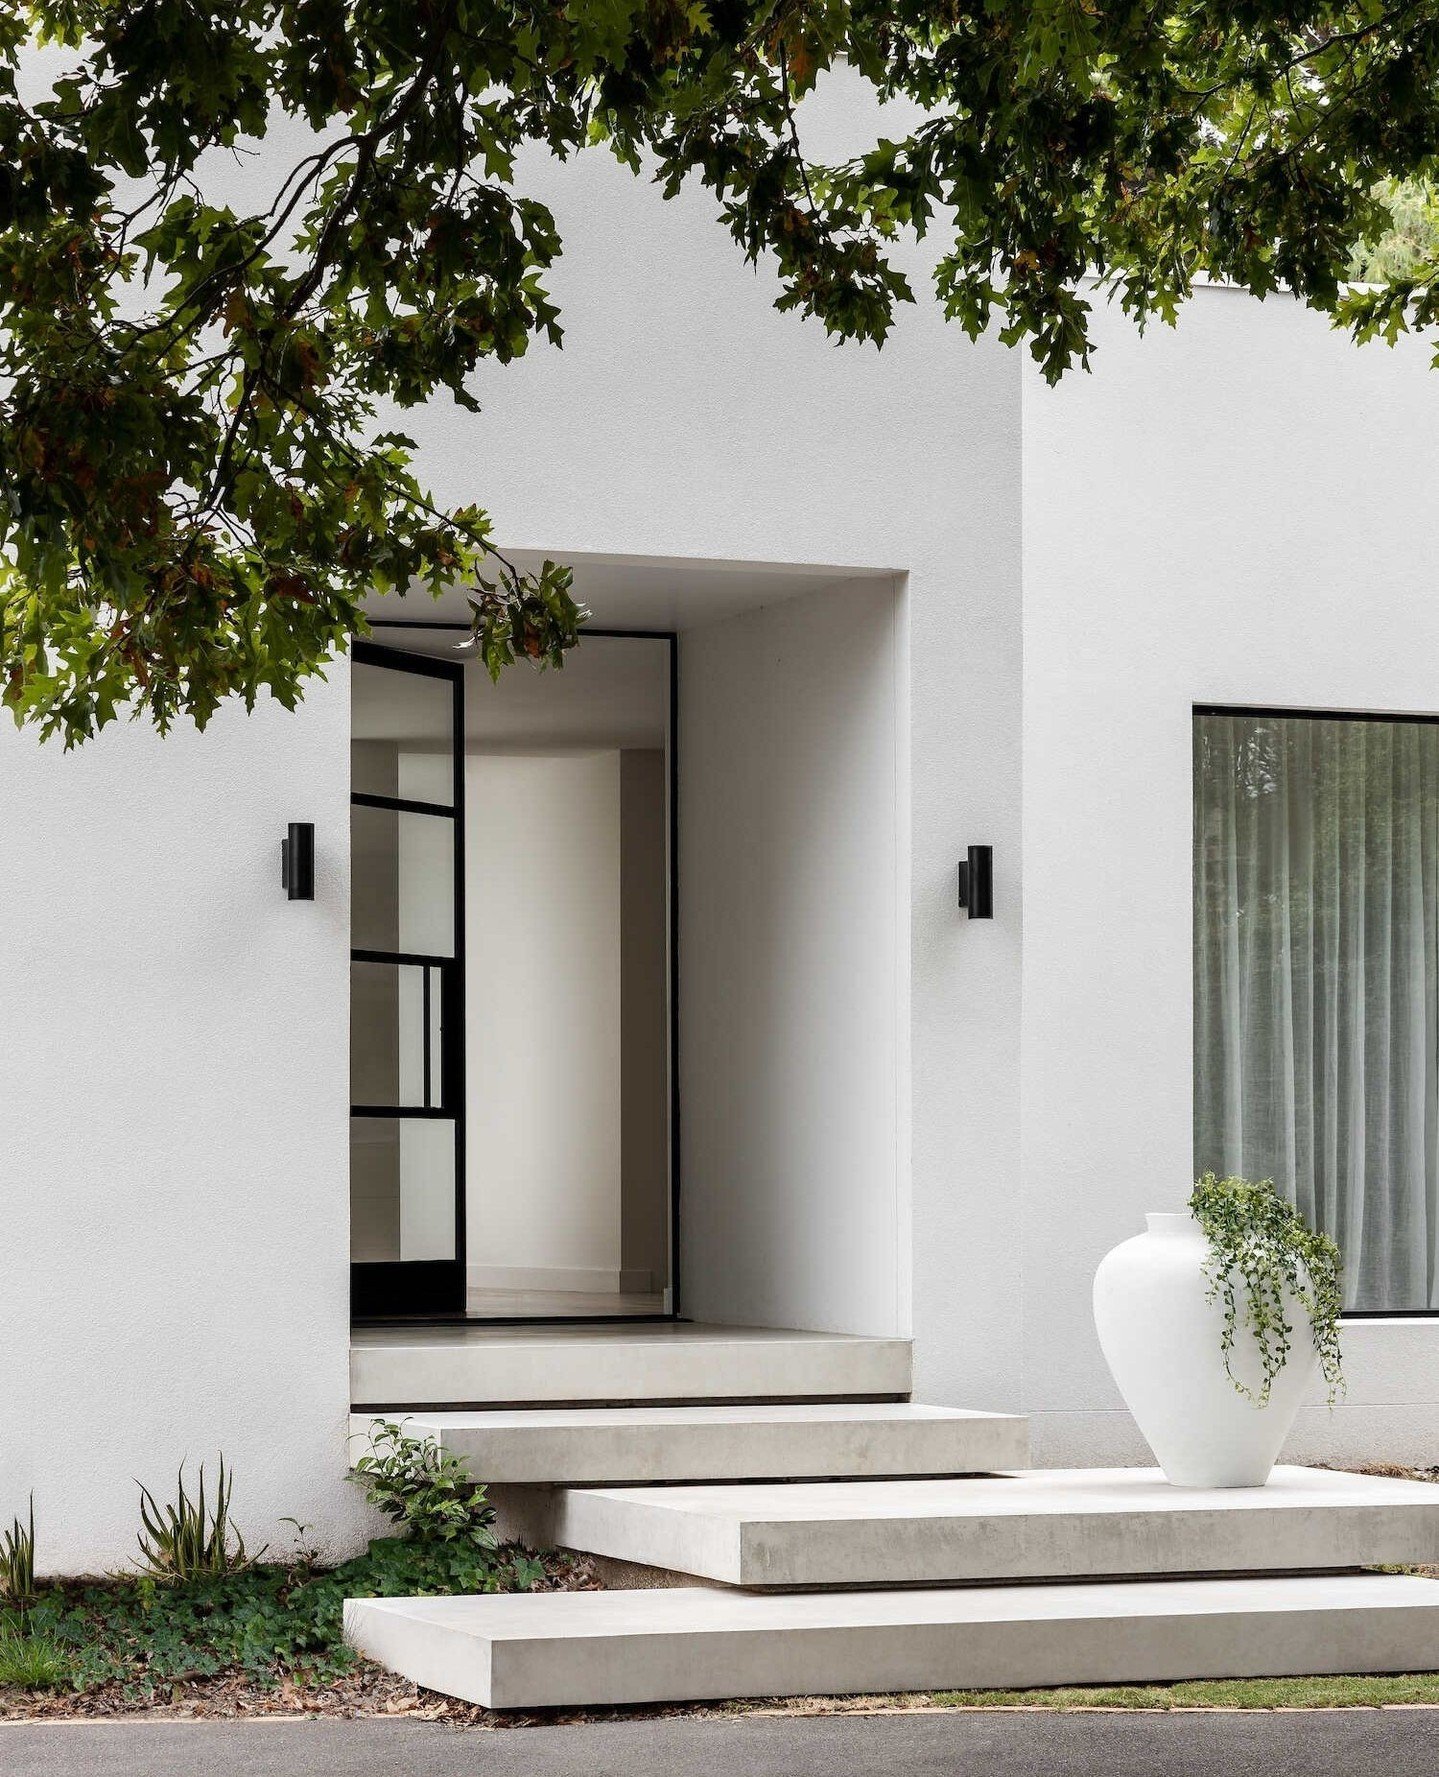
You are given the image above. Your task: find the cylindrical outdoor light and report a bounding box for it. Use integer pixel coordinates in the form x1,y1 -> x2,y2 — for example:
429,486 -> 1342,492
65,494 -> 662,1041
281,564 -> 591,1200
281,822 -> 315,901
957,844 -> 993,920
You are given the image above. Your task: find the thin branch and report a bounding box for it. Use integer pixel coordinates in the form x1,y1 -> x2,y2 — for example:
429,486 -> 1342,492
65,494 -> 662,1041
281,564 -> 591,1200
776,40 -> 819,219
200,12 -> 459,518
240,367 -> 528,591
113,133 -> 359,358
1180,0 -> 1424,109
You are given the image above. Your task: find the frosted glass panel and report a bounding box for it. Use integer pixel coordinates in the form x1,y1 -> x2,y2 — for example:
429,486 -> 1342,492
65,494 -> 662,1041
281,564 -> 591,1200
352,662 -> 454,805
351,960 -> 443,1108
349,1117 -> 456,1263
351,804 -> 454,957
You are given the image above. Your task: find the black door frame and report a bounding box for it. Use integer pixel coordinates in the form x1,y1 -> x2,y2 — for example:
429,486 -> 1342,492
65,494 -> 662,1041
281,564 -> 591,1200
352,623 -> 682,1326
349,639 -> 467,1318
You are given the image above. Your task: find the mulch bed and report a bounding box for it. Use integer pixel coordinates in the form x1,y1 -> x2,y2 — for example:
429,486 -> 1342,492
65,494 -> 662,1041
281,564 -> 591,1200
0,1550 -> 612,1726
0,1673 -> 951,1727
0,1663 -> 797,1728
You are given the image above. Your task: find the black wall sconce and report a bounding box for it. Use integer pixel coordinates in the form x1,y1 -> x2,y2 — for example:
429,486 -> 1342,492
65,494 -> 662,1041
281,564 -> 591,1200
281,822 -> 315,901
957,844 -> 993,920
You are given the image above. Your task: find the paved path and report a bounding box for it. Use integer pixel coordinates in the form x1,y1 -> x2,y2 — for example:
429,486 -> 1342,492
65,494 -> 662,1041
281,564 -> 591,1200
4,1710 -> 1439,1777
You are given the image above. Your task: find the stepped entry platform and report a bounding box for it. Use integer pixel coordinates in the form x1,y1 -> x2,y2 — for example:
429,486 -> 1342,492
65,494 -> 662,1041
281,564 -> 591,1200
347,1574 -> 1439,1711
503,1464 -> 1439,1588
349,1403 -> 1030,1485
345,1377 -> 1439,1709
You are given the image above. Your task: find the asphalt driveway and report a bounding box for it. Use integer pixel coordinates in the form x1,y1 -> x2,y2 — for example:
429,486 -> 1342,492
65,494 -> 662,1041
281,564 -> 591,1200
4,1709 -> 1439,1777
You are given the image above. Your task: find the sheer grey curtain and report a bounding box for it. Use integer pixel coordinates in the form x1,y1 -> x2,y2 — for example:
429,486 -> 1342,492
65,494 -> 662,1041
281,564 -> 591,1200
1194,711 -> 1439,1311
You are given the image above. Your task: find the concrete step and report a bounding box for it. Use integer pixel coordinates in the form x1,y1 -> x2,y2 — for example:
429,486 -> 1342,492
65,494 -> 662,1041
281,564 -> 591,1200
540,1466 -> 1439,1587
350,1323 -> 912,1409
350,1403 -> 1029,1485
345,1572 -> 1439,1709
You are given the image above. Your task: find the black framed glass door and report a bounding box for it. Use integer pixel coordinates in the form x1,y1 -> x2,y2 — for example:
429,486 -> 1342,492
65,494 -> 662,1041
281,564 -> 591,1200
349,640 -> 465,1316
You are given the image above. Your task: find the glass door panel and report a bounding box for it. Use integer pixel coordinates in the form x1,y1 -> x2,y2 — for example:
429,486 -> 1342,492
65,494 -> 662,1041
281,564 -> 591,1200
350,641 -> 464,1317
352,661 -> 458,805
350,958 -> 446,1110
350,804 -> 456,958
349,1117 -> 458,1263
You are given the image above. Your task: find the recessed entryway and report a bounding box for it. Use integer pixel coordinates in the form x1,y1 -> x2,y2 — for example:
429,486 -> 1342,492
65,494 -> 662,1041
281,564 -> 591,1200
351,549 -> 909,1342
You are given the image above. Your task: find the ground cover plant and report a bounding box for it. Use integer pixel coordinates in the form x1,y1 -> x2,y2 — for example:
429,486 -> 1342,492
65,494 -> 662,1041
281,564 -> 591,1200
0,1531 -> 558,1701
0,1427 -> 580,1708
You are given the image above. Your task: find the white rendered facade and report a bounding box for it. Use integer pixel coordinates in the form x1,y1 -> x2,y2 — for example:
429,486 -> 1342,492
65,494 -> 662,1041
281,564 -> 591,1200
3,68 -> 1439,1571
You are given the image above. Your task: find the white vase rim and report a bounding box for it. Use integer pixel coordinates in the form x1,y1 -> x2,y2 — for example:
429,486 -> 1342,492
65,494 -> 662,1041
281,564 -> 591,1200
1145,1211 -> 1200,1236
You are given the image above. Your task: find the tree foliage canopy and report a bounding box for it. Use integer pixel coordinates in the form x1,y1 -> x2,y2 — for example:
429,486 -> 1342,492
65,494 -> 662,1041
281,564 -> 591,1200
5,2 -> 1439,741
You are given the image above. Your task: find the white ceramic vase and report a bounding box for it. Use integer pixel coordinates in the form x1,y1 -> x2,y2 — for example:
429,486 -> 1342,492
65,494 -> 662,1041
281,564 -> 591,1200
1093,1211 -> 1319,1488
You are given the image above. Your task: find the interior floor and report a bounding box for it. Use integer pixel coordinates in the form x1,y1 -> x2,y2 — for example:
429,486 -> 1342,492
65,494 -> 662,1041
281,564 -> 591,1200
465,1286 -> 667,1318
351,1320 -> 765,1347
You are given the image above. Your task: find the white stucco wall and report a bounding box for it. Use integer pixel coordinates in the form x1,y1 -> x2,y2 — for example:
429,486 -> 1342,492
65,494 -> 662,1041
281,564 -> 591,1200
1020,285 -> 1439,1465
0,676 -> 365,1573
678,575 -> 907,1336
9,51 -> 1439,1573
2,62 -> 1024,1567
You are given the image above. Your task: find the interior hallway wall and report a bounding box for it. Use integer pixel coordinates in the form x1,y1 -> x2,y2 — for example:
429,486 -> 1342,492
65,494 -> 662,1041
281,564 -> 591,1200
395,748 -> 457,1262
464,748 -> 624,1284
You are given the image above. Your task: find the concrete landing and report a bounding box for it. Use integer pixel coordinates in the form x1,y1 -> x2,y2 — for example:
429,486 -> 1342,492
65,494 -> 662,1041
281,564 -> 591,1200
350,1323 -> 912,1408
543,1466 -> 1439,1587
349,1402 -> 1029,1484
344,1572 -> 1439,1709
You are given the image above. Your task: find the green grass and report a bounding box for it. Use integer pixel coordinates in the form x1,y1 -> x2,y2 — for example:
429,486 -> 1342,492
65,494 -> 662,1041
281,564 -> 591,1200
0,1620 -> 71,1690
930,1673 -> 1439,1710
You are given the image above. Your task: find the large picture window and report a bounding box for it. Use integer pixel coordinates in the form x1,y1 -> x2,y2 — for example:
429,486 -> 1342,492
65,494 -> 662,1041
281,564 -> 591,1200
1195,708 -> 1439,1314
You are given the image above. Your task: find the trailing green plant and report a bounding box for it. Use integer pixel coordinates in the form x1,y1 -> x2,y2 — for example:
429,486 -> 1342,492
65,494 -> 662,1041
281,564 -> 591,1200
136,1458 -> 261,1582
0,1496 -> 35,1613
1189,1174 -> 1344,1408
0,1616 -> 69,1690
350,1420 -> 497,1551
